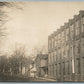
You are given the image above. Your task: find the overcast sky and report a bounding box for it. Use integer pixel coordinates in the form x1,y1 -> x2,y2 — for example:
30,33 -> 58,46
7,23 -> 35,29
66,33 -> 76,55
1,1 -> 84,56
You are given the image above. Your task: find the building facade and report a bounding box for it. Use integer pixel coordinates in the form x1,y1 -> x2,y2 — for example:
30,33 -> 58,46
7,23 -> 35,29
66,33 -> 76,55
48,10 -> 84,81
35,54 -> 48,77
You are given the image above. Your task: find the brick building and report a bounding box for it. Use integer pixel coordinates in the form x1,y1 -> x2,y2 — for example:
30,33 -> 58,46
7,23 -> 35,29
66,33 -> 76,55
48,10 -> 84,81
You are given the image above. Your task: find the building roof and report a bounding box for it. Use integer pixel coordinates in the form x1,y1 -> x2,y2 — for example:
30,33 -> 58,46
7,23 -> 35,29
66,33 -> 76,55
35,54 -> 48,62
48,10 -> 84,38
38,54 -> 48,59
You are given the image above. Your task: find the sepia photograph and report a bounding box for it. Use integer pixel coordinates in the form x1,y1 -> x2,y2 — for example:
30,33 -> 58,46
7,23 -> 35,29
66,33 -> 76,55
0,1 -> 84,82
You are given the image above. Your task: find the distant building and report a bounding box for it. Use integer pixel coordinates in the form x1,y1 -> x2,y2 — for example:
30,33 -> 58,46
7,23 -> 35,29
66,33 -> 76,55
35,54 -> 48,77
48,10 -> 84,81
30,62 -> 36,77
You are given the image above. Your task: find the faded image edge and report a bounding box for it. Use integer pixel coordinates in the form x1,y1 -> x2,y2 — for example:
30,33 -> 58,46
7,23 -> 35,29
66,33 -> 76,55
0,1 -> 84,82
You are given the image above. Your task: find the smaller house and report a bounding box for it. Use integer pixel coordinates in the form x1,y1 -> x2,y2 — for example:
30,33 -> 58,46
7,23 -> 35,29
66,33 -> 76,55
35,54 -> 48,77
30,61 -> 36,77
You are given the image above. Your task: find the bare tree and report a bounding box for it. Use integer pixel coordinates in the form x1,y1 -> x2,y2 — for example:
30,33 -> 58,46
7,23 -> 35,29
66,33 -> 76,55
0,1 -> 25,41
0,3 -> 8,38
10,44 -> 26,75
0,2 -> 25,9
29,45 -> 48,63
33,45 -> 48,56
0,1 -> 25,55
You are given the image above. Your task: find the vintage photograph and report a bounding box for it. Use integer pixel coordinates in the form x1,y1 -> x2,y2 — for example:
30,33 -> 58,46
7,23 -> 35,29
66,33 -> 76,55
0,1 -> 84,82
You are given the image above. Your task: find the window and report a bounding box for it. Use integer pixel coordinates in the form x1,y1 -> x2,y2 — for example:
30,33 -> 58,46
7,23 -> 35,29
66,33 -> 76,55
48,66 -> 51,76
63,49 -> 65,58
53,38 -> 55,48
62,31 -> 64,46
56,39 -> 58,48
75,41 -> 80,55
57,50 -> 59,60
71,46 -> 74,58
51,38 -> 54,49
76,59 -> 80,74
67,46 -> 69,57
58,34 -> 60,47
51,52 -> 53,64
56,35 -> 58,48
56,64 -> 57,76
54,51 -> 56,62
60,33 -> 62,46
81,38 -> 84,56
61,48 -> 64,59
52,52 -> 54,64
81,16 -> 84,33
56,51 -> 58,60
68,62 -> 69,74
63,62 -> 65,75
59,53 -> 61,59
53,51 -> 55,62
50,53 -> 52,64
54,64 -> 56,76
75,20 -> 80,35
77,44 -> 80,54
70,24 -> 74,40
63,48 -> 65,59
55,36 -> 57,47
66,28 -> 69,41
48,39 -> 51,50
65,62 -> 69,75
65,45 -> 69,58
82,58 -> 84,74
51,65 -> 53,76
48,53 -> 51,64
58,63 -> 61,75
58,49 -> 61,59
83,24 -> 84,32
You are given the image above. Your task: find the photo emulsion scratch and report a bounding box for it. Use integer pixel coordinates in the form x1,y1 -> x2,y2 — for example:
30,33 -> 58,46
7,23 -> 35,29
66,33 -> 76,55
0,1 -> 84,82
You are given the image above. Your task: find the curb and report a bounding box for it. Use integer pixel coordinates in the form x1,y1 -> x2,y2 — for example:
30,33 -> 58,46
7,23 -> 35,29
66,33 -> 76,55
36,77 -> 56,81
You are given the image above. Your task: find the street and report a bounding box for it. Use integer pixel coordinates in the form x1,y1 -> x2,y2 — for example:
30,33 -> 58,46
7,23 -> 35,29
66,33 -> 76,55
0,73 -> 55,82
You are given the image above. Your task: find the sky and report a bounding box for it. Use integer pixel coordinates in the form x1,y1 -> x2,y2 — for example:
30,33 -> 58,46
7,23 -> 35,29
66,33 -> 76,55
1,1 -> 84,56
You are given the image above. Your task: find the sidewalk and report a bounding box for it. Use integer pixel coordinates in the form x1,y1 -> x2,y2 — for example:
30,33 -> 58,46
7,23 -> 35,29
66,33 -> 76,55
36,76 -> 57,81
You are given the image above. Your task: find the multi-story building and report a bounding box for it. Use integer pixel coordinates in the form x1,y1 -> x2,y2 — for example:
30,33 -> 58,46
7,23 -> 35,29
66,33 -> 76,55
48,10 -> 84,81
